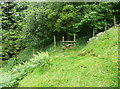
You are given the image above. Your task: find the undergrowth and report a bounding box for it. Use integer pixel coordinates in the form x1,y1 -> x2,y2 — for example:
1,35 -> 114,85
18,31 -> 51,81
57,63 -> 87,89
0,52 -> 50,88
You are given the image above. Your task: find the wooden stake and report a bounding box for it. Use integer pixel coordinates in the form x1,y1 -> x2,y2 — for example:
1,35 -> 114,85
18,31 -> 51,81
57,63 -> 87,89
74,34 -> 76,47
62,36 -> 64,42
54,35 -> 56,52
62,36 -> 65,51
114,16 -> 116,27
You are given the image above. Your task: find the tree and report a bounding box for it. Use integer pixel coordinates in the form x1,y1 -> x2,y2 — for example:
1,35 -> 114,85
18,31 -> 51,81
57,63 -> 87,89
2,2 -> 28,60
23,2 -> 119,48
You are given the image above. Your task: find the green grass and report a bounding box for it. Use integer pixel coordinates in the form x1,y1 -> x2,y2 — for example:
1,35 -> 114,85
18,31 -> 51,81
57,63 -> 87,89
18,27 -> 118,87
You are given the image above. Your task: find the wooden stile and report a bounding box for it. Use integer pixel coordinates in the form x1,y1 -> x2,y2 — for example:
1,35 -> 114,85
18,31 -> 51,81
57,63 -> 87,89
61,34 -> 76,51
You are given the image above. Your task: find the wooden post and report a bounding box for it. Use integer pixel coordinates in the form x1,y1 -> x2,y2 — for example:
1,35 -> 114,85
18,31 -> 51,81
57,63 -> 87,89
114,15 -> 116,27
54,35 -> 56,52
62,36 -> 65,52
105,23 -> 107,31
62,36 -> 64,42
74,34 -> 76,47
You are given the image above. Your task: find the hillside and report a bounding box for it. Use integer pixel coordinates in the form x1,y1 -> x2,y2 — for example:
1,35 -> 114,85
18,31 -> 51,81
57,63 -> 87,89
18,26 -> 118,87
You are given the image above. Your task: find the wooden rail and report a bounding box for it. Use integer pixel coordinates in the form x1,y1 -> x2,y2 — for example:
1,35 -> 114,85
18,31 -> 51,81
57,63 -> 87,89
62,34 -> 76,51
62,41 -> 76,43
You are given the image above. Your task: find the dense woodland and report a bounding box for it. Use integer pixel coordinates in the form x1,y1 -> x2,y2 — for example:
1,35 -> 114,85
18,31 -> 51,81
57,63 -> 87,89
1,2 -> 120,60
0,1 -> 120,87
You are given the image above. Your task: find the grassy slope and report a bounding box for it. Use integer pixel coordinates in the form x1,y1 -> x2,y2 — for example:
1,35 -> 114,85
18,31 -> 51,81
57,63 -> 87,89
18,27 -> 118,87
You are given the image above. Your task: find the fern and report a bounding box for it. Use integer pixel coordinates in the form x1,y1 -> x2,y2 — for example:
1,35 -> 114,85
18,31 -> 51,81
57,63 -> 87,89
0,52 -> 50,88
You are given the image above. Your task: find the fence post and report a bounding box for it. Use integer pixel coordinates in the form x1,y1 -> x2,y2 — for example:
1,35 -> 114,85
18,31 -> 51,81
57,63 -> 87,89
62,36 -> 64,42
54,35 -> 56,52
114,15 -> 116,27
74,34 -> 76,47
62,36 -> 65,51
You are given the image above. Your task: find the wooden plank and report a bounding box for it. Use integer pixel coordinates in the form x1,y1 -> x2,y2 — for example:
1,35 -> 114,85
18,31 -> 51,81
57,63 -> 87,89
62,41 -> 76,43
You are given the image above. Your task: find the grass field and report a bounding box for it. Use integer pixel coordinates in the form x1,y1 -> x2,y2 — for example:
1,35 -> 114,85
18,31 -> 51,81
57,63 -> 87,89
18,26 -> 118,87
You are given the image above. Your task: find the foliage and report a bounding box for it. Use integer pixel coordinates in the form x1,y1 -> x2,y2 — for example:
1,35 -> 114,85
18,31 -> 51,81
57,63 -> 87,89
55,4 -> 80,34
0,52 -> 49,88
2,30 -> 28,60
0,2 -> 119,88
1,2 -> 119,60
1,45 -> 34,72
24,2 -> 119,45
78,2 -> 115,32
1,2 -> 28,60
23,7 -> 51,47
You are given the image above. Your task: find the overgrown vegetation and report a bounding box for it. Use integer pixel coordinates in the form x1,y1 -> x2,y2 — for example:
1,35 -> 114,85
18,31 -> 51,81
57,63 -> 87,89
0,1 -> 119,88
1,2 -> 120,60
0,52 -> 49,87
